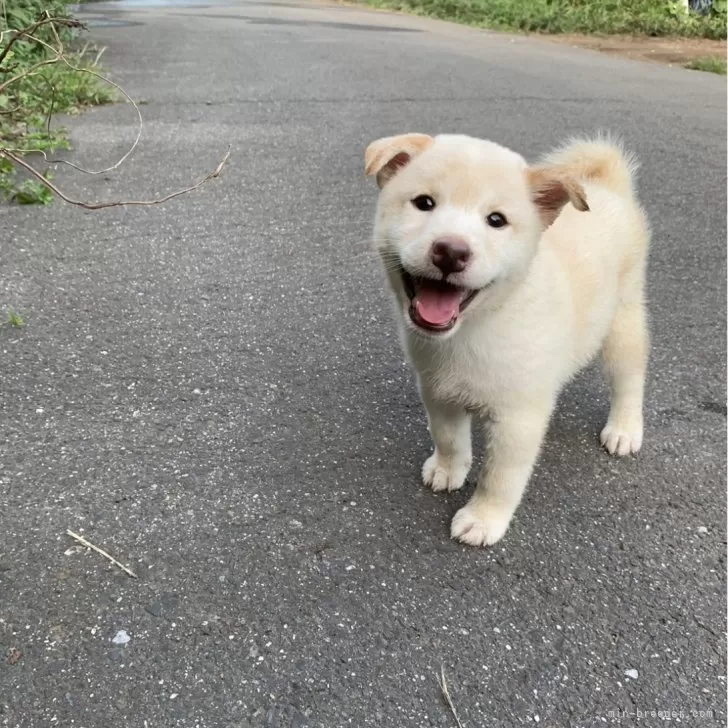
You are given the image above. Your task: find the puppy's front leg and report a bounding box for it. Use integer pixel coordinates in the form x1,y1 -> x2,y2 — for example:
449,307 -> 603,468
420,390 -> 472,493
451,397 -> 553,546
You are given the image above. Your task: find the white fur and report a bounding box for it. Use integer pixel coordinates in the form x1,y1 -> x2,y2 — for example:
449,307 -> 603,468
366,133 -> 650,547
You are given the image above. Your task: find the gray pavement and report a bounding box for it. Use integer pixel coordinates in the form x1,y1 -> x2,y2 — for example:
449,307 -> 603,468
1,1 -> 726,726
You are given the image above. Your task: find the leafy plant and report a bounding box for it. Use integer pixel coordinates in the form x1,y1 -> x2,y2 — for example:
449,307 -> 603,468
13,176 -> 54,203
0,0 -> 114,203
685,54 -> 728,73
5,307 -> 25,328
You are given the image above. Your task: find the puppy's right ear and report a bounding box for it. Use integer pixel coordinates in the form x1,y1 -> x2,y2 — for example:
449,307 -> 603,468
364,134 -> 433,188
526,167 -> 589,228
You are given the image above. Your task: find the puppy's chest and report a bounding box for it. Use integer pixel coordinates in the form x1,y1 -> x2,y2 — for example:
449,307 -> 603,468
410,336 -> 533,407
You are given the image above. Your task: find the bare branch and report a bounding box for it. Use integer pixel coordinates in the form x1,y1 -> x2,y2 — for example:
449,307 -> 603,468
2,147 -> 231,209
48,14 -> 65,50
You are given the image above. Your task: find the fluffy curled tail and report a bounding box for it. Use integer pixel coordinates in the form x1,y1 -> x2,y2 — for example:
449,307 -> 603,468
539,135 -> 639,198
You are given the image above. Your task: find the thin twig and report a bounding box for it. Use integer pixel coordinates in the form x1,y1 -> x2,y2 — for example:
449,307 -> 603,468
42,78 -> 56,139
48,14 -> 64,50
437,665 -> 464,728
2,147 -> 231,209
0,57 -> 59,94
66,529 -> 137,578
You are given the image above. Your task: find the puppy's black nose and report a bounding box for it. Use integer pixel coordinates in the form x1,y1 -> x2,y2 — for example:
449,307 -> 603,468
431,238 -> 471,275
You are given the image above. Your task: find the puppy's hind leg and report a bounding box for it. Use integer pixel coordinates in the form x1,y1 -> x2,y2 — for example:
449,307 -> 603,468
420,389 -> 472,493
600,279 -> 649,456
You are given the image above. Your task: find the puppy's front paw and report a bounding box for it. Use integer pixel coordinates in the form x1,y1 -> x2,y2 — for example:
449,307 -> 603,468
600,417 -> 643,457
422,452 -> 470,493
450,501 -> 512,546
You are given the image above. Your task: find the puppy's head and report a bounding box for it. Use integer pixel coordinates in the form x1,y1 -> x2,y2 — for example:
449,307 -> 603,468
365,133 -> 588,337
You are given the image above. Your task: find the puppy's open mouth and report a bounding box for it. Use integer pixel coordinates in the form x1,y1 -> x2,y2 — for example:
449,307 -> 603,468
401,270 -> 481,333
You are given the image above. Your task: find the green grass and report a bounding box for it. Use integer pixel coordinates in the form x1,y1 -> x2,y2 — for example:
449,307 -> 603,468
5,307 -> 25,328
0,0 -> 114,204
363,0 -> 727,39
685,54 -> 727,73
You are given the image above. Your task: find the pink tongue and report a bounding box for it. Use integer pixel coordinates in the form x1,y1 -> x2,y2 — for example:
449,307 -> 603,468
414,285 -> 462,326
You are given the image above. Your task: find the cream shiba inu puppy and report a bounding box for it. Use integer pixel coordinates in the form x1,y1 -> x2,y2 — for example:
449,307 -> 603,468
365,133 -> 649,547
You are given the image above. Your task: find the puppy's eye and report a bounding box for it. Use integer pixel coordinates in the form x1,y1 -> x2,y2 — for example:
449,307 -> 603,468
486,212 -> 508,228
411,195 -> 436,212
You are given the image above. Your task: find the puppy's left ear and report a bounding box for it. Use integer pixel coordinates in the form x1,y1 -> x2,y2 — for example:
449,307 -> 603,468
526,168 -> 589,228
365,133 -> 434,188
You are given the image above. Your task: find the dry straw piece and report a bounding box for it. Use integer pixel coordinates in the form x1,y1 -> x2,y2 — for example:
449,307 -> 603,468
437,665 -> 465,728
66,529 -> 137,578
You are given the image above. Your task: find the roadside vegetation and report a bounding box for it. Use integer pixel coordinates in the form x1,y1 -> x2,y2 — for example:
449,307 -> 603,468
363,0 -> 727,39
0,0 -> 114,203
684,53 -> 727,72
4,307 -> 25,328
1,0 -> 229,335
0,0 -> 228,211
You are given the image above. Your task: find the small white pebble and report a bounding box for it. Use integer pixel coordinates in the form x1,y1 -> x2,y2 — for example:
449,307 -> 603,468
493,627 -> 501,634
170,694 -> 178,700
534,716 -> 540,723
112,630 -> 130,646
345,565 -> 356,571
624,669 -> 639,680
697,526 -> 709,534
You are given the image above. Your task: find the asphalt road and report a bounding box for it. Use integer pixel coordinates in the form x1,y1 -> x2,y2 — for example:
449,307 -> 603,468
1,1 -> 726,726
